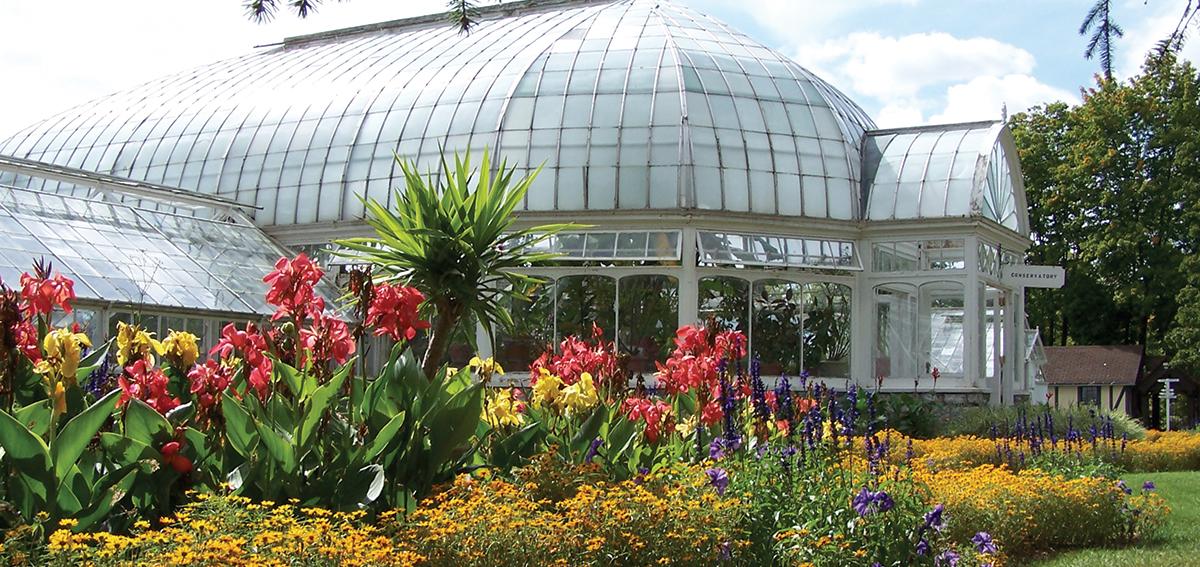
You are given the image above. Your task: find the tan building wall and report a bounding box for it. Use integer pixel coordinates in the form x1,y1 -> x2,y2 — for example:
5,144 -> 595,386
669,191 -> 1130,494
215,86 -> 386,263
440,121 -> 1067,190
1050,384 -> 1131,415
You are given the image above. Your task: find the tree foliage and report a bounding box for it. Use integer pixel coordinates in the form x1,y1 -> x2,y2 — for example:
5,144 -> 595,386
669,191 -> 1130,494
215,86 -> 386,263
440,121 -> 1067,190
1010,51 -> 1200,364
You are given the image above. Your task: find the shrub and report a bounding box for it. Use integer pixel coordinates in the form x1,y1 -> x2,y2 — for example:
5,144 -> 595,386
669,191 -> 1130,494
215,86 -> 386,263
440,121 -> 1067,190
942,404 -> 1146,440
391,457 -> 748,565
914,463 -> 1168,557
1120,431 -> 1200,471
39,493 -> 424,566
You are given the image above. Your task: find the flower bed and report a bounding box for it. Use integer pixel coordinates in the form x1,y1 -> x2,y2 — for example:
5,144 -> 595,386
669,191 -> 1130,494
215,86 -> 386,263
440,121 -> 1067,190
914,464 -> 1168,557
903,430 -> 1200,473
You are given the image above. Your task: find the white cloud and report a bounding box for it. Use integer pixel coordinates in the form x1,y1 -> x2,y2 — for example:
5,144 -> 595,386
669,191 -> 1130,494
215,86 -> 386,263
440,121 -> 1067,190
930,74 -> 1078,125
796,32 -> 1036,100
782,30 -> 1073,126
0,0 -> 444,137
1116,0 -> 1200,78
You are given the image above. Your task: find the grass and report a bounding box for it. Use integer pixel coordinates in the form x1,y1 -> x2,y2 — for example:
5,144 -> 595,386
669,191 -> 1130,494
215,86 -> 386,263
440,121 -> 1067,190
1025,471 -> 1200,567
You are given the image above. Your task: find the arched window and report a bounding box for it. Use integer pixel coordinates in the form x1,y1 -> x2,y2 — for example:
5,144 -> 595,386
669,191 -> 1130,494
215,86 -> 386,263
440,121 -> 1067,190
874,283 -> 918,381
698,276 -> 749,334
556,275 -> 616,342
494,279 -> 556,373
803,282 -> 852,378
753,279 -> 804,375
921,281 -> 966,377
619,275 -> 679,373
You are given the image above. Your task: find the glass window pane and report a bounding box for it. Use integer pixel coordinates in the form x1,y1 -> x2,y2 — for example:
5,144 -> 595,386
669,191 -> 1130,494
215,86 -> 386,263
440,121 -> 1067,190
698,276 -> 748,335
619,275 -> 678,373
803,283 -> 851,379
875,283 -> 917,381
752,280 -> 804,375
556,275 -> 616,343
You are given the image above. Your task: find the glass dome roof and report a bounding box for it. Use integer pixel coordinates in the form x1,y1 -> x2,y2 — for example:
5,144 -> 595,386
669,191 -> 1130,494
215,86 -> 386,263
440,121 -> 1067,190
0,0 -> 874,225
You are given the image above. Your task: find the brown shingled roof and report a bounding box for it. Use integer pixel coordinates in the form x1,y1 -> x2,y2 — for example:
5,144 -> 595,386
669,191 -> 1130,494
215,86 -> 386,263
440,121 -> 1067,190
1042,345 -> 1144,385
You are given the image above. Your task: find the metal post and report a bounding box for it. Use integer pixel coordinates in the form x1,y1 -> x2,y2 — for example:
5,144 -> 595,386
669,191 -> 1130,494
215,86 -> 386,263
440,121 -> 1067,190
1159,372 -> 1179,432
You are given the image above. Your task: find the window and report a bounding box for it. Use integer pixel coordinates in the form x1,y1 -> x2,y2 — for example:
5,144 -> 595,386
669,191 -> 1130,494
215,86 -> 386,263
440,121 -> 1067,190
698,276 -> 749,334
1078,386 -> 1101,407
556,275 -> 616,343
872,239 -> 965,272
495,279 -> 555,373
753,280 -> 804,375
923,281 -> 966,376
618,275 -> 678,373
874,283 -> 917,381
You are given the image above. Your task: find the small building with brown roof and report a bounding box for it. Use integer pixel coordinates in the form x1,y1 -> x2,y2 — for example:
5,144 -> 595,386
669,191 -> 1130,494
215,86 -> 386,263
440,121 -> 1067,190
1042,345 -> 1144,416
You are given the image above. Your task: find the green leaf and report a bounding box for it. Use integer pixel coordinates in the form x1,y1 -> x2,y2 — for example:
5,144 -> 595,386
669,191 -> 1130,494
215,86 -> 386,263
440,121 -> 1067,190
14,400 -> 53,438
274,359 -> 303,398
256,422 -> 297,475
298,363 -> 350,450
165,403 -> 195,427
221,396 -> 259,458
52,390 -> 120,486
99,432 -> 155,465
362,411 -> 406,463
122,397 -> 171,447
336,464 -> 386,507
74,464 -> 137,531
0,409 -> 52,501
570,405 -> 609,457
424,380 -> 484,476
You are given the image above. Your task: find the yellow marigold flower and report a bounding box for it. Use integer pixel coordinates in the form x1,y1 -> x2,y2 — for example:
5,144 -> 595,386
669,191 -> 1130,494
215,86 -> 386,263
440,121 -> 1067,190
532,369 -> 564,411
116,321 -> 164,366
560,372 -> 599,417
161,329 -> 200,368
468,356 -> 504,378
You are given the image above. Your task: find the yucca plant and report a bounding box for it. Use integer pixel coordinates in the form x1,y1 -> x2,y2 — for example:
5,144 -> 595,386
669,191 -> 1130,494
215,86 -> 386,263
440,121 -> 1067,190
337,151 -> 573,379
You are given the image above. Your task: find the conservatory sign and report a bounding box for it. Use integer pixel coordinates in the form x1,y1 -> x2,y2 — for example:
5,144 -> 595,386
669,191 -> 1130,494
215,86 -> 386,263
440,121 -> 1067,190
1002,265 -> 1065,288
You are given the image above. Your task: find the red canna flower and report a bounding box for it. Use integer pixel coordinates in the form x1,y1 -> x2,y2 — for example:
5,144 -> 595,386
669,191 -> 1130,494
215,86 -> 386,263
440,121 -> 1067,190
621,396 -> 674,443
13,320 -> 40,364
529,324 -> 618,387
654,325 -> 747,396
19,271 -> 75,318
263,254 -> 324,322
118,360 -> 180,415
300,312 -> 357,365
365,282 -> 429,342
159,441 -> 192,474
211,323 -> 273,400
187,359 -> 234,413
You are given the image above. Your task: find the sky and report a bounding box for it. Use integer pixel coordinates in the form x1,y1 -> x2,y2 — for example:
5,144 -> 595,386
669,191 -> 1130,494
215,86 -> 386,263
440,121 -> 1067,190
1,0 -> 1197,138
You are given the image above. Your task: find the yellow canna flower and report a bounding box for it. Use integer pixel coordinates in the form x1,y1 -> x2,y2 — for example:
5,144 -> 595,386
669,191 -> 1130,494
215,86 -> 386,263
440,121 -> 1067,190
161,330 -> 200,368
51,381 -> 66,417
560,371 -> 599,417
37,327 -> 91,385
482,389 -> 524,428
116,321 -> 164,366
468,356 -> 504,378
531,369 -> 564,411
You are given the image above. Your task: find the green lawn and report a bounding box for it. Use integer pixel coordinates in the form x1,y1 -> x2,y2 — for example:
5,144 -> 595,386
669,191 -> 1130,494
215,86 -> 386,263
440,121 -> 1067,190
1026,471 -> 1200,567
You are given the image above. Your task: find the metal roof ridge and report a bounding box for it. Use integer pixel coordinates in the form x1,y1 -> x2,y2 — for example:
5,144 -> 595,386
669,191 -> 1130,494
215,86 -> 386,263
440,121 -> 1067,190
865,120 -> 1001,137
279,0 -> 622,47
0,153 -> 257,212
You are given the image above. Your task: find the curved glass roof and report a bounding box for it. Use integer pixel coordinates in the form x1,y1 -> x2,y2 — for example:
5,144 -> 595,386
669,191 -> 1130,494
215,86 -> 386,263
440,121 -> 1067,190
0,184 -> 333,316
0,0 -> 873,225
861,121 -> 1027,233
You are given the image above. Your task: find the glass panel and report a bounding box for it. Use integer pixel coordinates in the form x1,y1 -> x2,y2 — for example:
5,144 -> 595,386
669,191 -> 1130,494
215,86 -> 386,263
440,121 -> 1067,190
874,283 -> 917,382
556,275 -> 616,343
923,281 -> 966,377
698,276 -> 748,335
803,283 -> 851,379
494,277 -> 554,377
752,279 -> 803,376
618,275 -> 678,373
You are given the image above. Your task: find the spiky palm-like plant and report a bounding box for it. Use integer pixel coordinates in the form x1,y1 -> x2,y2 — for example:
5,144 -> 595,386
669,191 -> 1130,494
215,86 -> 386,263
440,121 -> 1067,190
337,151 -> 572,380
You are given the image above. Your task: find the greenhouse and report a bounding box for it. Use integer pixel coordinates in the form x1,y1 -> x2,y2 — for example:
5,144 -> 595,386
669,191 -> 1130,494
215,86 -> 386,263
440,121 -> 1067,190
0,0 -> 1034,403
